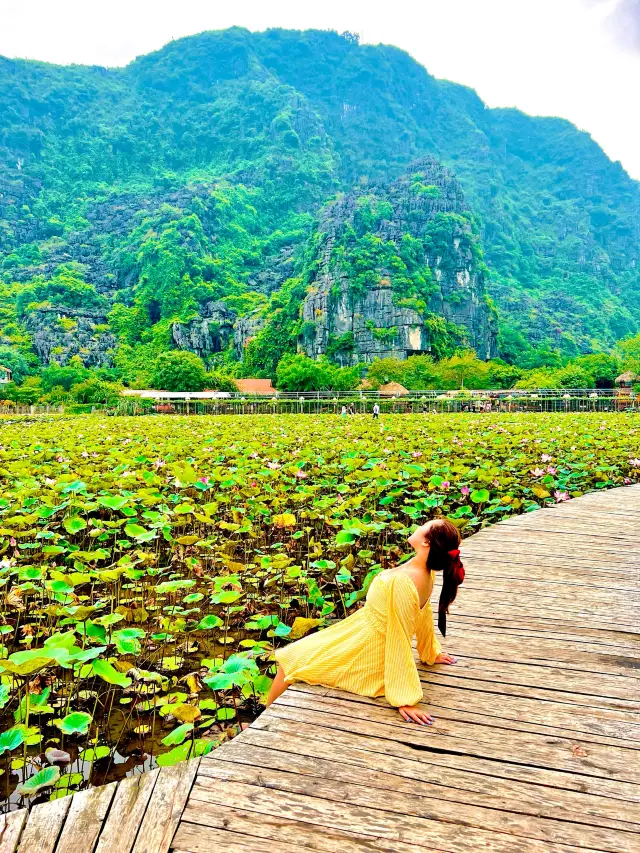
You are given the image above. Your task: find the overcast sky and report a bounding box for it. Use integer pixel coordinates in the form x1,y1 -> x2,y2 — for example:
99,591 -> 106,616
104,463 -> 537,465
2,0 -> 638,178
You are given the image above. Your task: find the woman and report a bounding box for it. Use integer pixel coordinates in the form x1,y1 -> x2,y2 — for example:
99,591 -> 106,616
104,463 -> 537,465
266,518 -> 464,725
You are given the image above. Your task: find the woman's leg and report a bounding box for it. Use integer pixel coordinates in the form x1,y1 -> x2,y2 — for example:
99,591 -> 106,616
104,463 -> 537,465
266,665 -> 288,707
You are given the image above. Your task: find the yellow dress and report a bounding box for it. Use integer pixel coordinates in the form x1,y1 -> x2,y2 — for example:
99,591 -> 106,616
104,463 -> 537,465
275,570 -> 441,708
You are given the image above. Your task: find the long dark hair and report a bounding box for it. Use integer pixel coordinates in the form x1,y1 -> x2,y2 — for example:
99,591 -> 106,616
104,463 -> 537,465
425,519 -> 465,636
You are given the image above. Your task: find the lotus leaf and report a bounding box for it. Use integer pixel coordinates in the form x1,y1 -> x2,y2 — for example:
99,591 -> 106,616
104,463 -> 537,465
161,723 -> 194,745
0,727 -> 24,754
92,660 -> 132,687
56,711 -> 92,735
16,766 -> 60,797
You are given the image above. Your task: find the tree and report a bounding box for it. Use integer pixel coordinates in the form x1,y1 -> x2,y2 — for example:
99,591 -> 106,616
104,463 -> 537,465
569,354 -> 619,388
0,347 -> 30,384
207,371 -> 238,393
276,354 -> 359,392
41,357 -> 91,392
71,378 -> 122,404
151,351 -> 208,391
366,358 -> 410,389
616,335 -> 640,374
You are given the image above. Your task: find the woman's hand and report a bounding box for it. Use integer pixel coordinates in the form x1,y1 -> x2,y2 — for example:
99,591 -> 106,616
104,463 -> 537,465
398,705 -> 433,725
434,652 -> 456,664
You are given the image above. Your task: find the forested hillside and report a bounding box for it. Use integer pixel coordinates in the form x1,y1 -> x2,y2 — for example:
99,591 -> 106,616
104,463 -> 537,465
1,26 -> 639,390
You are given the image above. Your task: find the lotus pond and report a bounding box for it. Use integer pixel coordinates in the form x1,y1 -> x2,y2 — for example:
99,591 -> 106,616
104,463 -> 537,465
0,411 -> 639,808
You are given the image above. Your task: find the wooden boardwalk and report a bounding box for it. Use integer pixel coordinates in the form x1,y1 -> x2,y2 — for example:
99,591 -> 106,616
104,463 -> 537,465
2,486 -> 639,853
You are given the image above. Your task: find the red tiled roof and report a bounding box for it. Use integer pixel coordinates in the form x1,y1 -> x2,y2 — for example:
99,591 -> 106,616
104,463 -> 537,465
234,378 -> 276,395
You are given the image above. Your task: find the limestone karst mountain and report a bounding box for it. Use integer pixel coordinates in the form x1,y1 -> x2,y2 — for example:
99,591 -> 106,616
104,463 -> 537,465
1,27 -> 639,377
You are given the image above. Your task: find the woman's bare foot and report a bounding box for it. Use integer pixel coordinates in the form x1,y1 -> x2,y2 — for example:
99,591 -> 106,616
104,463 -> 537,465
434,653 -> 456,664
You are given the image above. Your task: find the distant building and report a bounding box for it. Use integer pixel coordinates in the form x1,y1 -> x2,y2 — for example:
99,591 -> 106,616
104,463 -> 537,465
378,382 -> 410,396
0,366 -> 12,384
234,378 -> 276,395
615,371 -> 639,389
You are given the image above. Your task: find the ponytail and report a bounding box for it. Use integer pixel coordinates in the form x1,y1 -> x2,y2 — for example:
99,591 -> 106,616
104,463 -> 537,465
424,519 -> 465,636
438,548 -> 465,637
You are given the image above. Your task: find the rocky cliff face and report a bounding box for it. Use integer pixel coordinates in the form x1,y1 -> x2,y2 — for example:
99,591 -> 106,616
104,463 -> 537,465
299,158 -> 497,363
25,307 -> 116,367
171,301 -> 237,358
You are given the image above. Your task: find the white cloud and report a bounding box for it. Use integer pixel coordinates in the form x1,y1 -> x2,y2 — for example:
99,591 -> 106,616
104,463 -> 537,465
1,0 -> 638,177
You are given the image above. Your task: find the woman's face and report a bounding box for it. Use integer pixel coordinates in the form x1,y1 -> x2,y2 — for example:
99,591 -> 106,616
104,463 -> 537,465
408,520 -> 434,551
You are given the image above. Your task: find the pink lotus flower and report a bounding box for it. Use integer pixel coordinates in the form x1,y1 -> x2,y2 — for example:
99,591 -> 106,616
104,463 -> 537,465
295,470 -> 308,478
630,458 -> 640,468
624,477 -> 632,484
461,486 -> 470,496
554,490 -> 569,502
250,452 -> 260,459
530,467 -> 545,477
441,481 -> 450,490
546,466 -> 557,474
411,451 -> 422,458
199,477 -> 209,485
267,462 -> 281,469
250,481 -> 258,488
541,454 -> 552,462
153,459 -> 165,469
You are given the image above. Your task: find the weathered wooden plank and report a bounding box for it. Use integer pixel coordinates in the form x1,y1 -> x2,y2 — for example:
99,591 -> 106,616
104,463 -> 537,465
198,752 -> 640,852
228,726 -> 640,831
251,714 -> 639,803
187,776 -> 612,853
173,821 -> 329,853
274,691 -> 640,783
131,759 -> 199,853
415,656 -> 640,703
0,809 -> 27,853
290,681 -> 640,744
446,624 -> 640,662
55,783 -> 117,853
16,796 -> 71,853
95,769 -> 159,853
434,634 -> 640,681
176,804 -> 454,853
451,614 -> 639,649
418,669 -> 638,712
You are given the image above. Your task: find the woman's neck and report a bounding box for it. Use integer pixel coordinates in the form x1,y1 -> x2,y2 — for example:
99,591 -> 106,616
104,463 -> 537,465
402,551 -> 429,572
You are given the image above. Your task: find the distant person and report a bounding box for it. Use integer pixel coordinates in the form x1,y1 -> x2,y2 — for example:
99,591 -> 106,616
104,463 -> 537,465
266,519 -> 463,724
348,405 -> 355,416
373,402 -> 380,419
341,405 -> 347,418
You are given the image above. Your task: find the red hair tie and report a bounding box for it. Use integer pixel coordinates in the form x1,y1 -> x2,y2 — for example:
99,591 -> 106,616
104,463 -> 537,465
448,549 -> 460,558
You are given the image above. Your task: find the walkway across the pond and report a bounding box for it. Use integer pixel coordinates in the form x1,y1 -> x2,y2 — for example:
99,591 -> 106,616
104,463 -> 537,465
2,486 -> 639,853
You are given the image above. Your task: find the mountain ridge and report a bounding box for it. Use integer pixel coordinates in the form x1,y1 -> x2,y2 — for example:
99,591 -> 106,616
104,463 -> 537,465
1,26 -> 639,382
